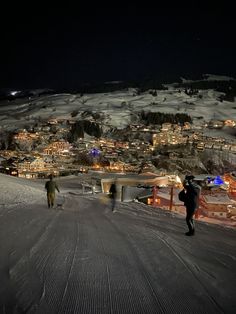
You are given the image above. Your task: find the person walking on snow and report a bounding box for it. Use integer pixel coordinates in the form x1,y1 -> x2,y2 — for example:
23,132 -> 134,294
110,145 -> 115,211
179,175 -> 201,236
45,174 -> 60,208
109,182 -> 117,212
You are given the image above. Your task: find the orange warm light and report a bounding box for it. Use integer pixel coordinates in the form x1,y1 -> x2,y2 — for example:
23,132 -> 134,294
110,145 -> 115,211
147,198 -> 152,205
224,173 -> 236,194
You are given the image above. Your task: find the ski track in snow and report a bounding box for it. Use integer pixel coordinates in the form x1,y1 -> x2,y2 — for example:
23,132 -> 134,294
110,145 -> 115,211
104,212 -> 215,313
0,175 -> 236,313
108,202 -> 235,313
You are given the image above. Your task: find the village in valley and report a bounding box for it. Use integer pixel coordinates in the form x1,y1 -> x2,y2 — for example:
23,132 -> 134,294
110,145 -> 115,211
0,115 -> 236,226
0,78 -> 236,226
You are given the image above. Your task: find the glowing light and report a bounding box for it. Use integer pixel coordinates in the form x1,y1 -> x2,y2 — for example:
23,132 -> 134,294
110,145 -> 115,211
90,148 -> 100,158
213,176 -> 224,185
10,91 -> 20,96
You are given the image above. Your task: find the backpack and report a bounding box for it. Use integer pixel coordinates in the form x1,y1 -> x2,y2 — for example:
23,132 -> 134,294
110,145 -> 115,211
178,189 -> 186,202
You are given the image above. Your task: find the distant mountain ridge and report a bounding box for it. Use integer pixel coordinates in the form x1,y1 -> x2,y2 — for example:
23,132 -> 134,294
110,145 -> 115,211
1,74 -> 236,99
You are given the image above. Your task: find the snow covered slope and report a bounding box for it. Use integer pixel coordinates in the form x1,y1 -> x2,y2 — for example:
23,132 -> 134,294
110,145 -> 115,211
0,174 -> 236,313
0,173 -> 45,206
0,82 -> 236,132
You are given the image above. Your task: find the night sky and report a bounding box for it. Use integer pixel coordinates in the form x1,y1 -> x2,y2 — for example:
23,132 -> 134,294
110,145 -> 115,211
1,2 -> 236,89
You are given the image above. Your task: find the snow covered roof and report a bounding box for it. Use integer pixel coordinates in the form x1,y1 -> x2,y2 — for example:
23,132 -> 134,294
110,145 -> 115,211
203,194 -> 233,204
101,175 -> 169,186
156,191 -> 183,205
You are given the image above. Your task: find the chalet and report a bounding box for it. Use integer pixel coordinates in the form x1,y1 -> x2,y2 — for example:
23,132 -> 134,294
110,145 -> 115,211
44,156 -> 56,169
146,189 -> 186,213
183,122 -> 191,130
222,144 -> 230,151
197,142 -> 204,151
43,141 -> 71,155
205,142 -> 213,149
208,120 -> 224,129
17,157 -> 45,172
200,194 -> 233,218
224,120 -> 236,127
101,174 -> 170,201
17,155 -> 59,178
224,173 -> 236,195
213,144 -> 222,150
42,126 -> 50,132
109,161 -> 125,172
228,204 -> 236,215
161,123 -> 172,131
115,141 -> 129,149
173,124 -> 182,132
230,145 -> 236,153
48,119 -> 58,125
0,157 -> 18,176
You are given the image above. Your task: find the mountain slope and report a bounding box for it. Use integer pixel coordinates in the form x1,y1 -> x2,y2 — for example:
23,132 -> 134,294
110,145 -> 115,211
0,174 -> 235,313
0,78 -> 236,132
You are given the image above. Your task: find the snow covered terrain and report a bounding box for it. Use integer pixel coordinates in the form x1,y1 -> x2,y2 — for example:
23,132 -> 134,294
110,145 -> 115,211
0,174 -> 235,313
0,174 -> 45,207
180,73 -> 236,83
0,77 -> 236,137
0,77 -> 236,312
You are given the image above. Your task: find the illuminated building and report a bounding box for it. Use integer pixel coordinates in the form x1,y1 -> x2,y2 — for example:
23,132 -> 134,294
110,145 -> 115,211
224,173 -> 236,195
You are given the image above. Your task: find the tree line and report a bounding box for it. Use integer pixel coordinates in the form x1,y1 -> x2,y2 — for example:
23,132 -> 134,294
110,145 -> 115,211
139,111 -> 192,125
68,120 -> 102,142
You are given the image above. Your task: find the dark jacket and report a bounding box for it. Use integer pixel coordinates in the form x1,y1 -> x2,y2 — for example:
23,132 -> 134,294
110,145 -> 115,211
45,180 -> 60,194
109,183 -> 117,198
184,181 -> 201,211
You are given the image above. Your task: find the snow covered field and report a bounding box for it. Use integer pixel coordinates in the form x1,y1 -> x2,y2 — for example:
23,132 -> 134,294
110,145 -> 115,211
0,174 -> 235,313
0,81 -> 236,139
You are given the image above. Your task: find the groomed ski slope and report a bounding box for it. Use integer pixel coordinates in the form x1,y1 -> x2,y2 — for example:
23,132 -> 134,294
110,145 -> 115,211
0,174 -> 235,313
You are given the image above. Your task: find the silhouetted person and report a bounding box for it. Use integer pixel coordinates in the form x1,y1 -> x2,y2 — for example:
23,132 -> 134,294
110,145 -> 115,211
180,175 -> 201,236
109,182 -> 117,212
45,174 -> 60,208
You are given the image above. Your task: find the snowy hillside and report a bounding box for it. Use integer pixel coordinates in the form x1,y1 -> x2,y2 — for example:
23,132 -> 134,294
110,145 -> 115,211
0,77 -> 236,133
0,173 -> 45,206
180,73 -> 236,83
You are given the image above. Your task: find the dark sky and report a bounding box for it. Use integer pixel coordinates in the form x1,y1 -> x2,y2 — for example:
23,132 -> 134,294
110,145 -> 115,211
1,1 -> 235,89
